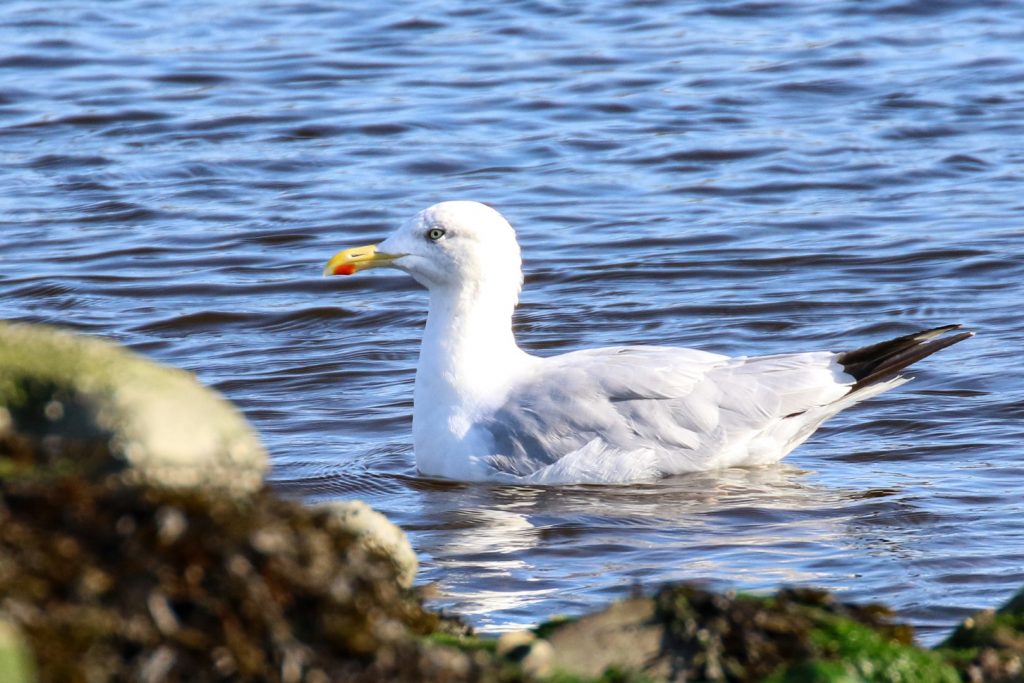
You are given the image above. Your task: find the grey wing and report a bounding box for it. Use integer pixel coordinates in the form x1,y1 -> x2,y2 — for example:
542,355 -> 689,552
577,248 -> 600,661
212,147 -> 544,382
477,346 -> 854,477
478,346 -> 724,476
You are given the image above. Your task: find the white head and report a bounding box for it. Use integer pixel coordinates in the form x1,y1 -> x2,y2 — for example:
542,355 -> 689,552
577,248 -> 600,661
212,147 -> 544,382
325,201 -> 523,303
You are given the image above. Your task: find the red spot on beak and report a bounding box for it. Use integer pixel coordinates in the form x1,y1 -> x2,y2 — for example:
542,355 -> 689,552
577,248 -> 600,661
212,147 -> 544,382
335,263 -> 357,275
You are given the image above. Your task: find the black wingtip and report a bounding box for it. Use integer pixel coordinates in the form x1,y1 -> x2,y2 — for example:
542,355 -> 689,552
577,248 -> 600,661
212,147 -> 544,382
838,324 -> 973,392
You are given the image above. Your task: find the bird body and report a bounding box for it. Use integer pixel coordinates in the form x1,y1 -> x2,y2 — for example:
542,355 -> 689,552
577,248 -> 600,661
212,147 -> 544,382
324,201 -> 970,484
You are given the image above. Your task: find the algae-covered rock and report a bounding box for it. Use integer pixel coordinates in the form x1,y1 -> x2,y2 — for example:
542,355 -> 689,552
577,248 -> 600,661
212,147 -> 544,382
0,322 -> 266,494
0,475 -> 476,682
938,587 -> 1024,681
537,585 -> 959,683
322,500 -> 418,588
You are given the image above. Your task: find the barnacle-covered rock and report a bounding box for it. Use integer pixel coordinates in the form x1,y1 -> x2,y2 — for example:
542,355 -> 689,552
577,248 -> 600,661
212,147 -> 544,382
0,475 -> 467,682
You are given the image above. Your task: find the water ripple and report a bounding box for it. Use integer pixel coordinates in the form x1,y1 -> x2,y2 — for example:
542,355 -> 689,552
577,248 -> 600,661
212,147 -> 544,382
1,0 -> 1021,644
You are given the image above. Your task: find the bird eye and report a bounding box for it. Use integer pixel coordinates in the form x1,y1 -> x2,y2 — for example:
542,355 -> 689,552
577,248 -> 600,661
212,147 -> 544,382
427,228 -> 446,241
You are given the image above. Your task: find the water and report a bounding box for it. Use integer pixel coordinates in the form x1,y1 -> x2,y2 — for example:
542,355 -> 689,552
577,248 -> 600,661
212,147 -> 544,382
2,0 -> 1023,645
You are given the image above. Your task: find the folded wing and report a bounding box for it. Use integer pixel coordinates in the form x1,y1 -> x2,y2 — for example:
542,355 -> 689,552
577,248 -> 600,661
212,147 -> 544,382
478,345 -> 855,479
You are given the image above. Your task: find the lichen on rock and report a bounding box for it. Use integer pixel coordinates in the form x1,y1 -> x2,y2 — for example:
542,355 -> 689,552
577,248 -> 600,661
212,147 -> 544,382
321,500 -> 419,589
0,321 -> 267,494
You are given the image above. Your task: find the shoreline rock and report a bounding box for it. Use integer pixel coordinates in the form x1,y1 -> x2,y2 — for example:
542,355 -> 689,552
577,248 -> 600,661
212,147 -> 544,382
4,441 -> 1024,682
321,500 -> 419,589
0,322 -> 267,494
4,322 -> 1022,682
529,585 -> 960,682
0,475 -> 446,682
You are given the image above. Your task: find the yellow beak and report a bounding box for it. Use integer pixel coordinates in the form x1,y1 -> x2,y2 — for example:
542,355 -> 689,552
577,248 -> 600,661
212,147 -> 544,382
323,244 -> 403,276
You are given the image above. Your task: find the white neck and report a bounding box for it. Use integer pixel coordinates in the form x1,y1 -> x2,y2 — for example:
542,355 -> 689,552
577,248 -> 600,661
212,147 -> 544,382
416,282 -> 529,406
412,278 -> 535,478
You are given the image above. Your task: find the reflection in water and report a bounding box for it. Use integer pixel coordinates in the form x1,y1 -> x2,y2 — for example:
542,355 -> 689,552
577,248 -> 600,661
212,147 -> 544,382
412,465 -> 886,631
301,451 -> 992,641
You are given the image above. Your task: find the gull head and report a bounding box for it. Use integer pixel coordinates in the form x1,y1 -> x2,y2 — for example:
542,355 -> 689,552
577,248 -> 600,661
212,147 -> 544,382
324,201 -> 523,300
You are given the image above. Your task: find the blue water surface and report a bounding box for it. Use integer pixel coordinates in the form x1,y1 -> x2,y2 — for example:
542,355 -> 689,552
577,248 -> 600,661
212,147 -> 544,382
1,0 -> 1022,643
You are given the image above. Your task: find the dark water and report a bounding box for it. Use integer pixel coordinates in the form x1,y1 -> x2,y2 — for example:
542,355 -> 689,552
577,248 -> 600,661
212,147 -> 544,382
2,1 -> 1023,644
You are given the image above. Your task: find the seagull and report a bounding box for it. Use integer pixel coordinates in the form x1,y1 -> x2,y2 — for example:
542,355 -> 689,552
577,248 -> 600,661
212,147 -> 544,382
324,201 -> 971,485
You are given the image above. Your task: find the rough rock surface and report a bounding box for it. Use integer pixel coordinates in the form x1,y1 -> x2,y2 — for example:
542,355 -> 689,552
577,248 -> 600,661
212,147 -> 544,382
0,472 -> 501,683
3,454 -> 1022,683
534,585 -> 961,682
322,500 -> 419,589
0,322 -> 266,494
544,598 -> 662,678
939,588 -> 1024,682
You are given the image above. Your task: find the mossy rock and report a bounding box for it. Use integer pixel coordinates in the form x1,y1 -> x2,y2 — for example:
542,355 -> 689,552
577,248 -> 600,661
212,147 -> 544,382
538,585 -> 959,682
767,613 -> 959,682
0,475 -> 482,682
937,587 -> 1024,681
0,322 -> 266,494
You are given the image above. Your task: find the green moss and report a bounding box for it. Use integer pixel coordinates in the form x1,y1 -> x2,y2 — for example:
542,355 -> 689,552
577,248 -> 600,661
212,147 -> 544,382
650,585 -> 959,683
767,660 -> 866,682
795,616 -> 959,683
997,587 -> 1024,616
934,645 -> 979,667
426,632 -> 498,654
942,610 -> 1024,651
534,615 -> 577,640
541,667 -> 656,683
935,590 -> 1024,681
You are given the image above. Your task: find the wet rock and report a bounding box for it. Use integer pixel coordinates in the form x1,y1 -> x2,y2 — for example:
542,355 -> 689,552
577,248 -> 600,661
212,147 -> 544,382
938,587 -> 1024,682
0,474 -> 484,682
0,322 -> 266,494
539,585 -> 960,682
545,598 -> 664,678
322,500 -> 418,588
495,630 -> 552,677
496,630 -> 537,659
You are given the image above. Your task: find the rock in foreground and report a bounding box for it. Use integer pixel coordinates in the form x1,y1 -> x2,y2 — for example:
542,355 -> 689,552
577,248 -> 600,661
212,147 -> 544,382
522,584 -> 960,682
0,474 -> 479,683
4,462 -> 1023,682
939,588 -> 1024,682
0,322 -> 266,494
322,500 -> 419,589
3,321 -> 1021,682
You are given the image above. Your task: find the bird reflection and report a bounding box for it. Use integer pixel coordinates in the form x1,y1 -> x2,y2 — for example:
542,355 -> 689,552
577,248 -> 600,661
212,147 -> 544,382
407,463 -> 905,631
